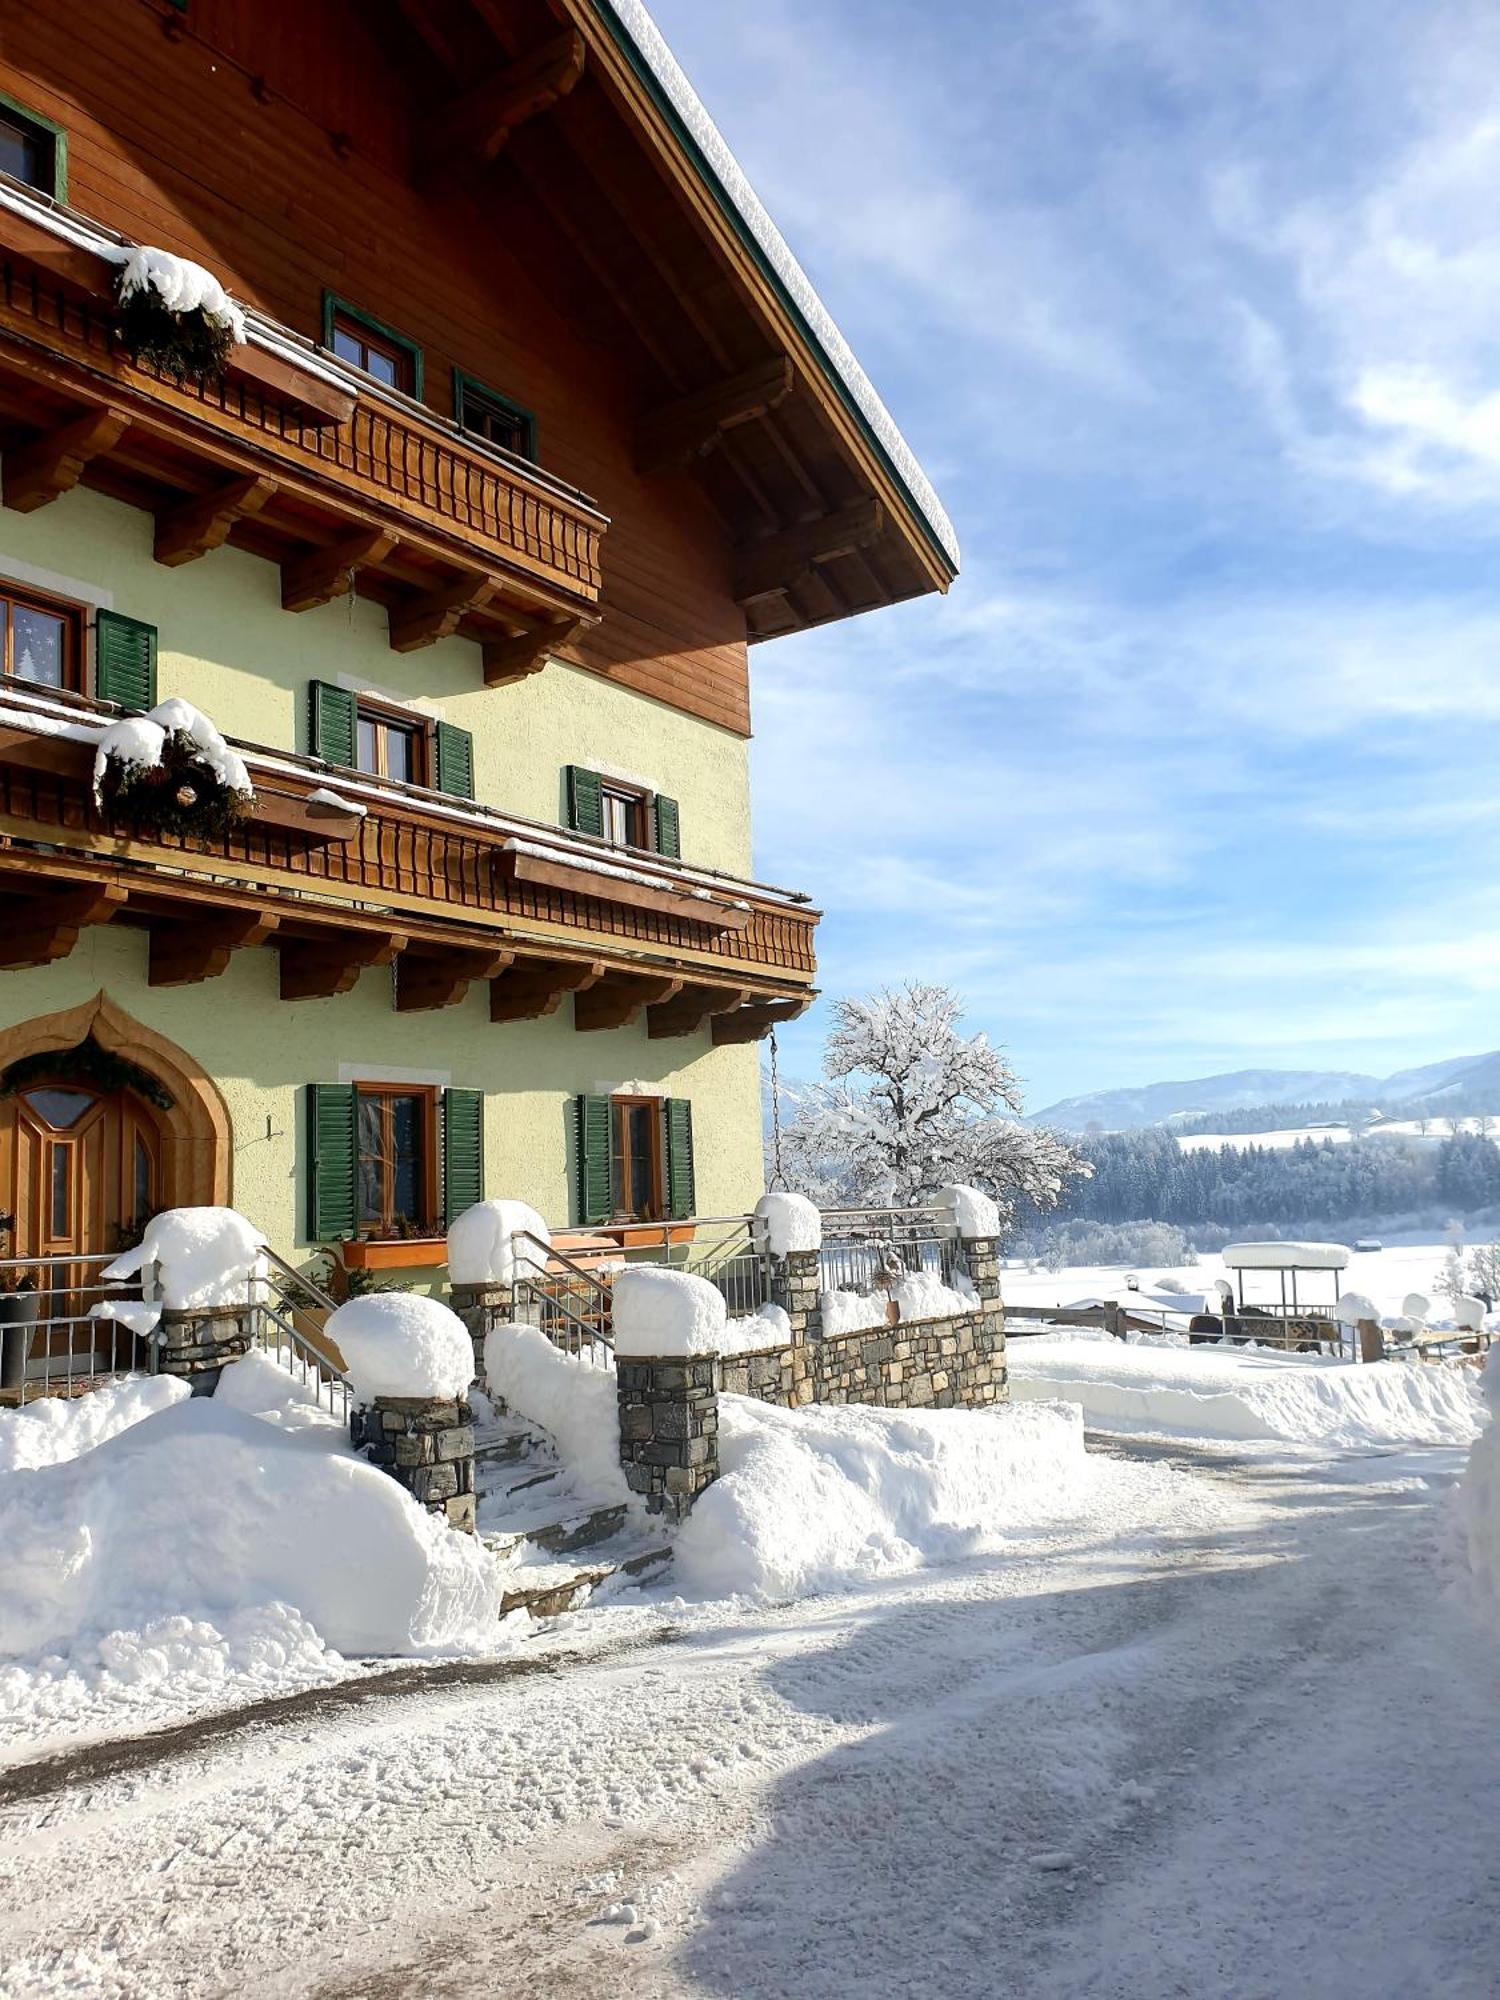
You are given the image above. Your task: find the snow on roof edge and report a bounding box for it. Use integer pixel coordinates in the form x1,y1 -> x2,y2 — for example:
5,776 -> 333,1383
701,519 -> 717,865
597,0 -> 961,576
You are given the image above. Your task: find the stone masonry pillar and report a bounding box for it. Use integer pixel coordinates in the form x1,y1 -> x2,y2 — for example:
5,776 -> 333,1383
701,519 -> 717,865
961,1232 -> 1007,1402
157,1303 -> 255,1397
450,1281 -> 513,1386
350,1394 -> 477,1533
771,1246 -> 823,1343
615,1355 -> 719,1520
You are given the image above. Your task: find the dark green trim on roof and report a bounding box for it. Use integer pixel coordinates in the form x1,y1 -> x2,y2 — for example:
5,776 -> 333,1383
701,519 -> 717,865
0,89 -> 68,204
587,2 -> 955,581
320,289 -> 425,402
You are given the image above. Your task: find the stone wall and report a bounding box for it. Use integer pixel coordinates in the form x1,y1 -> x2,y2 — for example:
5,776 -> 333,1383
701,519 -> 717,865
616,1354 -> 719,1518
718,1307 -> 1005,1413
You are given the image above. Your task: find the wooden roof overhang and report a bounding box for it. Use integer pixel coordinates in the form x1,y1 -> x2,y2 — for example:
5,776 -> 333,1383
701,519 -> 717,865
0,195 -> 606,679
0,694 -> 815,1043
384,0 -> 958,643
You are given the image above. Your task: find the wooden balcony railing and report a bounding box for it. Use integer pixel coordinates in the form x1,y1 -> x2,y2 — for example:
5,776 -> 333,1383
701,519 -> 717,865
0,690 -> 817,1036
0,195 -> 606,654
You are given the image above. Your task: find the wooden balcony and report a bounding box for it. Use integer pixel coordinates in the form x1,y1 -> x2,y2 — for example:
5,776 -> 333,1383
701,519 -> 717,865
0,690 -> 817,1039
0,197 -> 606,674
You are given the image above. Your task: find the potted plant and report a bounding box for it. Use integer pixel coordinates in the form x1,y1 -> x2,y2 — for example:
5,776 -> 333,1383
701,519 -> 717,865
0,1213 -> 39,1395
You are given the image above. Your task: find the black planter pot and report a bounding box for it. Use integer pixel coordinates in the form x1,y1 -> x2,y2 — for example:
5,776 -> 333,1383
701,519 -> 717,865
0,1290 -> 40,1392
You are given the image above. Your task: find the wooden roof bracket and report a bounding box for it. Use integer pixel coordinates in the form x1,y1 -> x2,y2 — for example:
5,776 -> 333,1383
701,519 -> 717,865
148,909 -> 280,987
281,530 -> 399,613
711,995 -> 813,1045
0,880 -> 128,967
733,498 -> 884,606
417,28 -> 586,180
574,971 -> 683,1033
2,406 -> 129,514
277,930 -> 408,1001
490,956 -> 605,1022
388,573 -> 499,653
396,946 -> 514,1013
154,474 -> 277,568
482,612 -> 593,688
636,356 -> 795,474
647,983 -> 753,1040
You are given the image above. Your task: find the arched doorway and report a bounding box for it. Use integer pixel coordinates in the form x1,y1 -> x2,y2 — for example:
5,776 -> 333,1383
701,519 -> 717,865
7,1073 -> 164,1262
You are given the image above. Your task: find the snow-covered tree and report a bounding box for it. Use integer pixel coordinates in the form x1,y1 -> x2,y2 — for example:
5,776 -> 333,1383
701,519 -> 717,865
778,983 -> 1088,1229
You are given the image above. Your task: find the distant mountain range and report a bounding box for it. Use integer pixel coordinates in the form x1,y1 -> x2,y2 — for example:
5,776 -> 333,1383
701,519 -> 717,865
1032,1051 -> 1500,1133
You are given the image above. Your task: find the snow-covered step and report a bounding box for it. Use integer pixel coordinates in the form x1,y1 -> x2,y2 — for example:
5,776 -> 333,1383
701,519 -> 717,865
497,1542 -> 671,1620
482,1500 -> 628,1563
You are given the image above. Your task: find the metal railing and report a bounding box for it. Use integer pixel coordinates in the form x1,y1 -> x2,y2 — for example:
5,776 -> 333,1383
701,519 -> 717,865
818,1205 -> 965,1297
0,1251 -> 150,1406
253,1247 -> 354,1419
512,1232 -> 615,1365
643,1214 -> 774,1320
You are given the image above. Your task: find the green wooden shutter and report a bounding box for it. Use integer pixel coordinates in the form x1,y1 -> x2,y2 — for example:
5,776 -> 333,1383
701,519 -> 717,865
664,1098 -> 696,1221
306,1083 -> 357,1241
435,721 -> 475,800
566,765 -> 604,838
95,611 -> 157,712
442,1087 -> 484,1227
575,1094 -> 613,1226
309,681 -> 357,768
653,794 -> 681,858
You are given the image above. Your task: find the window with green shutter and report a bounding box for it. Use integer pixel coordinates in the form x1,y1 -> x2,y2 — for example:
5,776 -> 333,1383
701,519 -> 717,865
653,794 -> 681,858
442,1087 -> 484,1226
664,1098 -> 696,1221
576,1093 -> 613,1225
95,611 -> 157,712
306,1082 -> 357,1241
566,765 -> 604,839
435,721 -> 475,800
309,680 -> 356,768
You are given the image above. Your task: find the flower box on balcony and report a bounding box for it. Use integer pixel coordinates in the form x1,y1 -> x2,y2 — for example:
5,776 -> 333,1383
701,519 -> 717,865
339,1237 -> 447,1271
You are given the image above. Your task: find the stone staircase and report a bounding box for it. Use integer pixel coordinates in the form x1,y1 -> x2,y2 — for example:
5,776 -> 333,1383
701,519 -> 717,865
474,1412 -> 672,1618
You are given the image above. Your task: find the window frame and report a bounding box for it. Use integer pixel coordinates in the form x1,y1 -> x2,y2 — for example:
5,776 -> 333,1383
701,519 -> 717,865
610,1094 -> 666,1224
354,693 -> 430,786
0,91 -> 67,202
321,291 -> 424,400
353,1081 -> 439,1239
0,577 -> 83,694
452,368 -> 537,462
599,778 -> 649,851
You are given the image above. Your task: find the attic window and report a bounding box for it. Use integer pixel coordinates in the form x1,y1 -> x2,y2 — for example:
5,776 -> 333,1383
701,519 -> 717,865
0,96 -> 65,201
454,371 -> 536,461
322,292 -> 422,398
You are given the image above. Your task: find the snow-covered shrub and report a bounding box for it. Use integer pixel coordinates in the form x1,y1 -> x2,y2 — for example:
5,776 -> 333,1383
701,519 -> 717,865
326,1292 -> 474,1405
447,1199 -> 549,1285
110,245 -> 246,386
93,697 -> 253,843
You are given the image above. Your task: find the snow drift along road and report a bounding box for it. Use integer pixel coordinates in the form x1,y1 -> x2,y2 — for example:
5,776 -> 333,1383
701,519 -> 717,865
1009,1334 -> 1482,1446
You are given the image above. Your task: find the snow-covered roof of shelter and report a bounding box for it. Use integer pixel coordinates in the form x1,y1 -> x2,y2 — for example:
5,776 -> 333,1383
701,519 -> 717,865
599,1 -> 959,576
1222,1241 -> 1350,1272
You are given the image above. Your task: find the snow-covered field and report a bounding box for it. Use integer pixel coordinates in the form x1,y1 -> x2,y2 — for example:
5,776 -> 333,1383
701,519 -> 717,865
1176,1116 -> 1492,1152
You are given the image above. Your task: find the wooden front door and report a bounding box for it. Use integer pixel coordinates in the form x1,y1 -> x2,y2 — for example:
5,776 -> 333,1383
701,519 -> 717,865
10,1083 -> 159,1264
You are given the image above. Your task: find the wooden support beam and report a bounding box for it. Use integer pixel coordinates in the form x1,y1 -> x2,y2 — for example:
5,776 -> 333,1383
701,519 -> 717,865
482,614 -> 586,688
0,881 -> 127,967
2,408 -> 128,514
281,530 -> 397,613
388,574 -> 498,654
574,972 -> 683,1034
396,946 -> 513,1014
647,984 -> 752,1041
490,957 -> 604,1023
277,929 -> 408,1001
148,909 -> 279,988
710,996 -> 813,1046
636,357 -> 795,474
419,30 -> 586,176
733,499 -> 884,607
153,474 -> 276,568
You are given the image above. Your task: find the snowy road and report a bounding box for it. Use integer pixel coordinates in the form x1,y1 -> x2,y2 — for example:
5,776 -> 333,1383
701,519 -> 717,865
1,1436 -> 1496,1998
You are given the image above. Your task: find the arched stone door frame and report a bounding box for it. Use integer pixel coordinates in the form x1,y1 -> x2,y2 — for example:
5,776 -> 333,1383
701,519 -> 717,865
0,991 -> 231,1216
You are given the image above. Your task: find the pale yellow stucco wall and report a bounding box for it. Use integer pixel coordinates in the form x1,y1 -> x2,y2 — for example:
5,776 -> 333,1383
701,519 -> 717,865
0,486 -> 769,1265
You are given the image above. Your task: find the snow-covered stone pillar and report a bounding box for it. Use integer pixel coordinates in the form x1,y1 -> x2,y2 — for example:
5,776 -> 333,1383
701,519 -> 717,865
157,1304 -> 256,1395
755,1192 -> 823,1344
940,1186 -> 1008,1404
100,1206 -> 268,1399
447,1200 -> 552,1384
612,1268 -> 724,1519
328,1294 -> 479,1534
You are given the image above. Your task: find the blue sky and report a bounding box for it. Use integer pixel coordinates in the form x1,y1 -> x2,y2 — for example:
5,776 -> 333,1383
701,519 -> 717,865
646,0 -> 1500,1112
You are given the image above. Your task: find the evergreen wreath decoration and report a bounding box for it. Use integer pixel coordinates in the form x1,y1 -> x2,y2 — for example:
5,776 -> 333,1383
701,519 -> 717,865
0,1037 -> 175,1111
113,282 -> 238,388
95,726 -> 253,844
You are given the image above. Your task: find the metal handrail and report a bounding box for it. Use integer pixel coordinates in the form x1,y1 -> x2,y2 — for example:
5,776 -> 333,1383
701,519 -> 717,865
517,1230 -> 614,1302
259,1243 -> 340,1316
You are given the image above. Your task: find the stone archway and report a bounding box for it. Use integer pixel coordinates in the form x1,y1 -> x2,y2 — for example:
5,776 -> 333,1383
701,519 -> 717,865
0,991 -> 231,1213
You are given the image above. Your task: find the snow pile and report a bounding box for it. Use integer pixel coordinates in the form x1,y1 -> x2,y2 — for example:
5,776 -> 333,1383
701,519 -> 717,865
674,1396 -> 1089,1600
305,785 -> 367,818
0,1395 -> 501,1662
1456,1296 -> 1488,1333
447,1199 -> 550,1286
482,1322 -> 627,1504
822,1269 -> 977,1338
1010,1335 -> 1483,1447
1403,1292 -> 1432,1323
613,1266 -> 726,1357
327,1292 -> 474,1404
110,244 -> 247,341
1223,1241 -> 1350,1271
92,696 -> 253,807
1336,1292 -> 1379,1327
104,1205 -> 266,1309
722,1302 -> 793,1355
88,1298 -> 162,1337
0,1373 -> 186,1474
753,1191 -> 821,1256
938,1184 -> 1001,1240
1457,1351 -> 1500,1626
